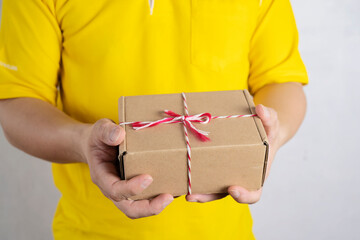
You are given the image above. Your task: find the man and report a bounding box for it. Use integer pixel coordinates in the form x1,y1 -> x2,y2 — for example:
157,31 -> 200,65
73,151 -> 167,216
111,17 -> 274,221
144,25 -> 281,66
0,0 -> 307,239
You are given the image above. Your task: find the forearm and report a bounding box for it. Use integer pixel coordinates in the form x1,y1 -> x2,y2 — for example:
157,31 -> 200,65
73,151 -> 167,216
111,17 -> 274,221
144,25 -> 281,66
253,82 -> 307,148
0,98 -> 89,163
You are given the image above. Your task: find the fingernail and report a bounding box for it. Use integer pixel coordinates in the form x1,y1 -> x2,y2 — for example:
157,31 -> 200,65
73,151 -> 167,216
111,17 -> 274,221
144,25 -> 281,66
187,198 -> 198,202
141,177 -> 153,189
230,190 -> 240,198
110,127 -> 120,142
163,198 -> 173,208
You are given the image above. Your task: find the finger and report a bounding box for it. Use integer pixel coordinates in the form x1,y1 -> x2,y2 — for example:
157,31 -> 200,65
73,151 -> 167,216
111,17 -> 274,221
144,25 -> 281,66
91,160 -> 153,202
186,193 -> 227,203
94,118 -> 125,146
255,104 -> 278,140
255,104 -> 277,127
116,194 -> 174,219
228,186 -> 262,204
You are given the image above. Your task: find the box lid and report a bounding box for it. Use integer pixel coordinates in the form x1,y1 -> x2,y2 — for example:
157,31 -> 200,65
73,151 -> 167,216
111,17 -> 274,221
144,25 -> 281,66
119,90 -> 267,153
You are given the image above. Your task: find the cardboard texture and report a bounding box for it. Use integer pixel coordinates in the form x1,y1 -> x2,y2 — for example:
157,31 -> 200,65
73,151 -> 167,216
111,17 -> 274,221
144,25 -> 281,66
118,90 -> 269,200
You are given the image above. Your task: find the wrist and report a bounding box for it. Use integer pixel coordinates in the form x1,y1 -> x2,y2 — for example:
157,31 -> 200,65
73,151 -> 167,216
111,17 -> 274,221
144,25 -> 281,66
72,123 -> 92,164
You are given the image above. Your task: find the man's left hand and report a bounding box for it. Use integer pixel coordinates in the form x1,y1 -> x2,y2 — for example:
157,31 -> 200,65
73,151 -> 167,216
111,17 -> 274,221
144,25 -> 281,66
186,104 -> 281,204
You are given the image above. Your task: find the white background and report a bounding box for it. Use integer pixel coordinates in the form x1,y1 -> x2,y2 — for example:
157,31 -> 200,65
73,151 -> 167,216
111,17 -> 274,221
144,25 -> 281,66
1,0 -> 359,239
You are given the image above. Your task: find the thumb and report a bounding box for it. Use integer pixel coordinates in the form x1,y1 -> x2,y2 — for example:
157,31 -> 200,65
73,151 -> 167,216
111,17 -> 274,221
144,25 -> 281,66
255,104 -> 270,123
95,119 -> 125,146
255,104 -> 277,129
255,104 -> 279,145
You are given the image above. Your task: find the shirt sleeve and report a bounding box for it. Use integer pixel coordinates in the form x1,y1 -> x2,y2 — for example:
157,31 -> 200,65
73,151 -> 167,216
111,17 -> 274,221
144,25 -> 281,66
248,0 -> 308,95
0,0 -> 61,105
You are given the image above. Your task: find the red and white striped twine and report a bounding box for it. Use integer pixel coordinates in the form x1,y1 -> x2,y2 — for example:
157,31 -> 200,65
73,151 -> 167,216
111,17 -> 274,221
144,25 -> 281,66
120,92 -> 257,195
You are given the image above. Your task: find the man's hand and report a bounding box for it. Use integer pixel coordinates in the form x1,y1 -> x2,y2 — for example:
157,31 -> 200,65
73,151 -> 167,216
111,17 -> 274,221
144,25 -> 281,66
81,119 -> 174,219
0,98 -> 174,219
186,104 -> 280,204
186,82 -> 306,204
228,104 -> 280,203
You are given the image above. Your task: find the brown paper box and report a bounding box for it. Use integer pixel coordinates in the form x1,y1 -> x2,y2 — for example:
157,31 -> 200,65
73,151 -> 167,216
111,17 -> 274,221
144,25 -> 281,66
118,90 -> 269,200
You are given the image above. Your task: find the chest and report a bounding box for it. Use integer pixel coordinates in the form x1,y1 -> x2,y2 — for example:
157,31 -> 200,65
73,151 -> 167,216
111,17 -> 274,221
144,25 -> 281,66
57,0 -> 259,71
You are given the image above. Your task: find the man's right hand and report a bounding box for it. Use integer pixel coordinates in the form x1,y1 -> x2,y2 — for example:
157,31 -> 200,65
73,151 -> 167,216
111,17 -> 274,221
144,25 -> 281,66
80,118 -> 174,219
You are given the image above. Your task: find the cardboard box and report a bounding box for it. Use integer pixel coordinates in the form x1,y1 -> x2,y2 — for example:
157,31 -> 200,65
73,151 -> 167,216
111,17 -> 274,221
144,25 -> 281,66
118,90 -> 269,200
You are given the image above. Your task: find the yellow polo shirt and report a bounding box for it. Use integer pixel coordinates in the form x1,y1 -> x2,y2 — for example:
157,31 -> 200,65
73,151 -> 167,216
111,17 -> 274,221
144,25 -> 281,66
0,0 -> 308,239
